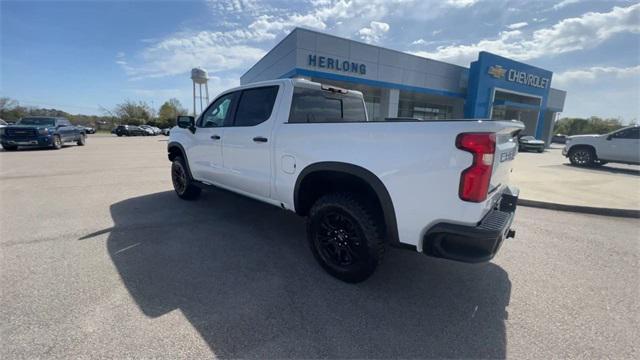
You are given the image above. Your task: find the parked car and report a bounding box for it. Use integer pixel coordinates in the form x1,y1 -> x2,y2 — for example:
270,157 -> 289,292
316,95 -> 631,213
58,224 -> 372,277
139,125 -> 160,135
113,125 -> 145,136
0,116 -> 86,150
79,125 -> 96,134
518,135 -> 545,152
563,125 -> 640,166
0,119 -> 7,128
551,133 -> 567,144
161,128 -> 170,136
167,79 -> 523,282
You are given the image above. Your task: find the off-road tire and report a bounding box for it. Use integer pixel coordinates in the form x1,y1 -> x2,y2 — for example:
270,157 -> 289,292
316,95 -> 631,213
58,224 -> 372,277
77,133 -> 86,146
171,156 -> 201,200
307,192 -> 385,283
569,147 -> 595,167
52,135 -> 62,150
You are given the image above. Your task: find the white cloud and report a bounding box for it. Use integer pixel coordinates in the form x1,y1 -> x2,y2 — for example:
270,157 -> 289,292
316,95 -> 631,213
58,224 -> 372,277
553,0 -> 580,11
507,22 -> 528,30
445,0 -> 479,8
358,21 -> 390,44
553,65 -> 640,122
412,38 -> 427,45
553,65 -> 640,86
409,3 -> 640,66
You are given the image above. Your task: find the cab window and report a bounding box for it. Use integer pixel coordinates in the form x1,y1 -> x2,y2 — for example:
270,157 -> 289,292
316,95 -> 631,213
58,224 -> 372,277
612,127 -> 640,139
199,93 -> 236,128
232,86 -> 279,127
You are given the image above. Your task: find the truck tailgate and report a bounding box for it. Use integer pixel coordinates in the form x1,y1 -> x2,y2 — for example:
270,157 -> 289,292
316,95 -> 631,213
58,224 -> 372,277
490,122 -> 524,195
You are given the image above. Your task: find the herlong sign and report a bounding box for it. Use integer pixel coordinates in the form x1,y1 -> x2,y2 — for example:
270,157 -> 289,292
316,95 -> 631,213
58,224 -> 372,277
308,54 -> 366,75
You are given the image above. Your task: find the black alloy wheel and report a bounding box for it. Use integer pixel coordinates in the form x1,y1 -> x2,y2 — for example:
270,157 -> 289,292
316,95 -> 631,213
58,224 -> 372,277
171,157 -> 201,200
308,193 -> 384,283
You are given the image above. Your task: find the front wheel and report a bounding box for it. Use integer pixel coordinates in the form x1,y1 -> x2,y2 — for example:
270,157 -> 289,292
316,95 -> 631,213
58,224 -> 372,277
307,193 -> 385,283
52,135 -> 62,150
77,133 -> 86,146
171,156 -> 201,200
569,147 -> 595,166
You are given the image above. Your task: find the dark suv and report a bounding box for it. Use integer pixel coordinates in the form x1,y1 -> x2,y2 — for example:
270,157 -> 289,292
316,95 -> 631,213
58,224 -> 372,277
112,125 -> 145,136
1,116 -> 85,151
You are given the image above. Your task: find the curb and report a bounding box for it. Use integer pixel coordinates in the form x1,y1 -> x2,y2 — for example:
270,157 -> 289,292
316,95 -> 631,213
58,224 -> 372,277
518,199 -> 640,219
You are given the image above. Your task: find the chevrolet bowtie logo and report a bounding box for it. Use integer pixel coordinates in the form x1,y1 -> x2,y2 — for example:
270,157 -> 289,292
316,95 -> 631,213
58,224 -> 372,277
488,65 -> 506,79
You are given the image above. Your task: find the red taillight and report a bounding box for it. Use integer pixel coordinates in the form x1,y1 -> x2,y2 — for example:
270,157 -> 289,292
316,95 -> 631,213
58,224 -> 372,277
456,132 -> 496,202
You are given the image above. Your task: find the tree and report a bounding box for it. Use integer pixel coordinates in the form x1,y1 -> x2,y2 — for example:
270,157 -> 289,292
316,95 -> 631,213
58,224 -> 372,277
112,100 -> 154,124
157,98 -> 188,128
554,116 -> 625,136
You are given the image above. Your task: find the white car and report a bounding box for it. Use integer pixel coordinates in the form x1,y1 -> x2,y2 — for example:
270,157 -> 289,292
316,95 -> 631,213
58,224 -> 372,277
139,125 -> 157,136
562,125 -> 640,166
167,79 -> 524,282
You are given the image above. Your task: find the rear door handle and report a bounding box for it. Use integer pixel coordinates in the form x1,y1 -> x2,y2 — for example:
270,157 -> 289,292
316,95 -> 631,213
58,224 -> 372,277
211,135 -> 221,140
253,136 -> 268,143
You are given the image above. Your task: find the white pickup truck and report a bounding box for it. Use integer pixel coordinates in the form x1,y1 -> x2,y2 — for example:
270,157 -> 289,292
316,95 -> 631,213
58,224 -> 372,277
563,125 -> 640,166
168,79 -> 524,282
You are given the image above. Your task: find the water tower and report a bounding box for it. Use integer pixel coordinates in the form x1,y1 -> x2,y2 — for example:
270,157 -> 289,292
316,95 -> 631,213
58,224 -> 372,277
191,67 -> 209,116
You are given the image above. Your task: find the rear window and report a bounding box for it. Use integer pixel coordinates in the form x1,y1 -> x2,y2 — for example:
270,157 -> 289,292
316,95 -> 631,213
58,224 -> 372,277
288,87 -> 366,123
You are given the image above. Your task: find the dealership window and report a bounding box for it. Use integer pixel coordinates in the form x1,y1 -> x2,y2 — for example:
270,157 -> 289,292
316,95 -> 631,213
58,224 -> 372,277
397,90 -> 455,120
398,101 -> 453,120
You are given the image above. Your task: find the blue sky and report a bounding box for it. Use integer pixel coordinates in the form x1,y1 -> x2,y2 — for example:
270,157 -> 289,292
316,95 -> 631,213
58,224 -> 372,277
2,0 -> 639,122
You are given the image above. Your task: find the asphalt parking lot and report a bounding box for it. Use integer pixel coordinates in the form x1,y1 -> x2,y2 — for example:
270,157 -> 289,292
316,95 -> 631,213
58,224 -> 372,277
1,136 -> 638,359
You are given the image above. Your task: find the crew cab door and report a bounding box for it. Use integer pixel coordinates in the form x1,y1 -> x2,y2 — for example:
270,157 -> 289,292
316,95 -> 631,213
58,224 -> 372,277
221,85 -> 280,198
600,127 -> 640,163
188,92 -> 236,182
57,119 -> 74,140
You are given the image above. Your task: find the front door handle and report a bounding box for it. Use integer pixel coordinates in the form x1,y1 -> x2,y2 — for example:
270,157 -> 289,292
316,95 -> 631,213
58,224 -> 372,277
253,136 -> 268,143
211,135 -> 221,140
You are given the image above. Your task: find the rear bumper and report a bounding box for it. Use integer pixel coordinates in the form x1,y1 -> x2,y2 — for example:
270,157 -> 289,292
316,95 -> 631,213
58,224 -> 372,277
422,190 -> 518,263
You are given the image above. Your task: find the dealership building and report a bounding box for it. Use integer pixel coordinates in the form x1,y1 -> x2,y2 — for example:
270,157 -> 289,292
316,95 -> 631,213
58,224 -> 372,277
241,28 -> 567,142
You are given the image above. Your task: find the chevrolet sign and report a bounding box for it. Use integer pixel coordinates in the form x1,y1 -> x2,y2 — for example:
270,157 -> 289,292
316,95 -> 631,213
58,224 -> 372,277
488,65 -> 550,89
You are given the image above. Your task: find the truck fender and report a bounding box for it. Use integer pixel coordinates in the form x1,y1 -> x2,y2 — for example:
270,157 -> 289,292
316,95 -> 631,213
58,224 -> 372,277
294,161 -> 400,246
167,142 -> 194,179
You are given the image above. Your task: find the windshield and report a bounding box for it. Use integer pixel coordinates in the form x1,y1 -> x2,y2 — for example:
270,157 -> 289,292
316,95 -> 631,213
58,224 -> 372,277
18,117 -> 56,126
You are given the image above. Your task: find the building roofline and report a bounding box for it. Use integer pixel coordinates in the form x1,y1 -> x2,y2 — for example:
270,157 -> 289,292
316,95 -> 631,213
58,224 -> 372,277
241,27 -> 471,80
291,27 -> 470,71
240,28 -> 300,79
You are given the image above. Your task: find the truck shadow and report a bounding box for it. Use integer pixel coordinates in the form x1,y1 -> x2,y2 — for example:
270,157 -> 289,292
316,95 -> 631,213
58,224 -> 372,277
95,189 -> 511,358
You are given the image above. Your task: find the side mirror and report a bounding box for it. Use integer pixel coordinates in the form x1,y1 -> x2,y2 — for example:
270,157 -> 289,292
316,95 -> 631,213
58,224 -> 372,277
606,135 -> 613,141
176,116 -> 195,132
